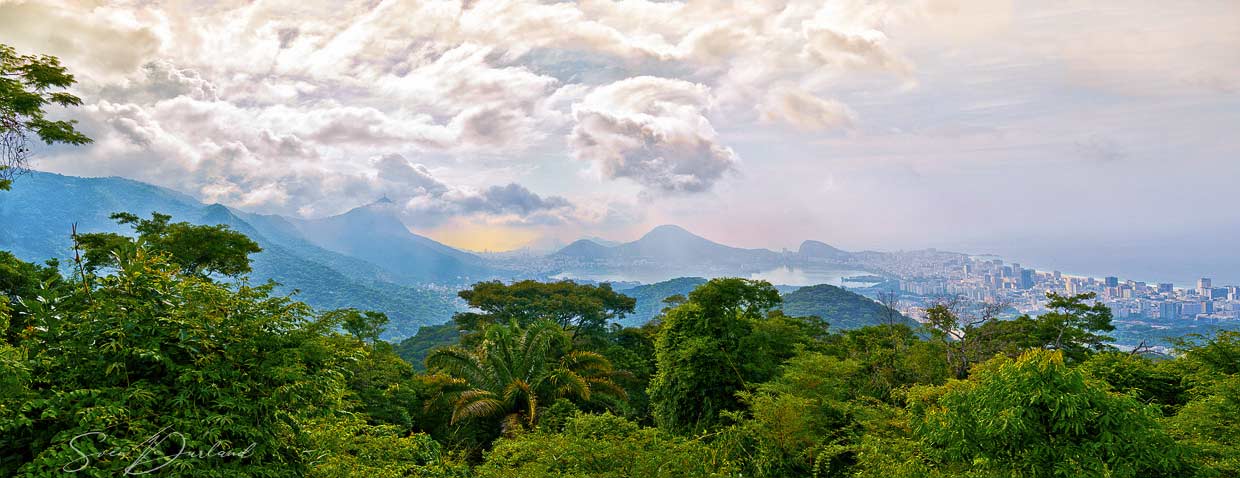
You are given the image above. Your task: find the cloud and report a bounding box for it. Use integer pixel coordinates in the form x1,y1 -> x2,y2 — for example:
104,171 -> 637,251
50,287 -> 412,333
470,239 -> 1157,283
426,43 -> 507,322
569,77 -> 738,194
371,154 -> 580,226
759,86 -> 858,131
0,0 -> 159,80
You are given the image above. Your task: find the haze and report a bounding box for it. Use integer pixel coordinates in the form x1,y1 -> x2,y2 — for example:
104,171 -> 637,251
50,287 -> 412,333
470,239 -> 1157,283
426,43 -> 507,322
3,0 -> 1236,284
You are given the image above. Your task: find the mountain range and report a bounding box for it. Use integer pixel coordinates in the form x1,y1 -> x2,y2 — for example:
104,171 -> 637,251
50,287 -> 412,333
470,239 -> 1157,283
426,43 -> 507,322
1,172 -> 896,338
0,172 -> 480,337
555,225 -> 782,266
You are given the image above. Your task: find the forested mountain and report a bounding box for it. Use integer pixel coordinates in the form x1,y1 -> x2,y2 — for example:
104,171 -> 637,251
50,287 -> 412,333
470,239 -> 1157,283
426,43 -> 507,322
615,278 -> 908,330
0,172 -> 459,337
615,277 -> 708,326
780,283 -> 917,329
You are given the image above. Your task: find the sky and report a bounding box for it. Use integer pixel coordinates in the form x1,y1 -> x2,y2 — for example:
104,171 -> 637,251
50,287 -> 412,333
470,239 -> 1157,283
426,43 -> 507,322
3,0 -> 1238,284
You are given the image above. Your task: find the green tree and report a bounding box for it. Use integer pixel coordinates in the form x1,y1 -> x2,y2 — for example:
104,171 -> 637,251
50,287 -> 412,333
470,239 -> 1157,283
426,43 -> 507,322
716,351 -> 869,478
474,412 -> 740,478
1033,292 -> 1115,361
77,212 -> 261,278
454,280 -> 635,343
426,320 -> 626,435
2,249 -> 353,477
394,323 -> 463,371
303,414 -> 469,478
326,308 -> 388,344
828,324 -> 949,400
647,278 -> 781,434
1164,331 -> 1240,475
908,349 -> 1192,478
1,44 -> 92,190
922,298 -> 1005,379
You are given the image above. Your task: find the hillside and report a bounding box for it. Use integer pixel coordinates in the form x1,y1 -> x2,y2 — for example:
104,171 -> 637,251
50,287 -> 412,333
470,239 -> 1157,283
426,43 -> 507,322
0,172 -> 459,338
779,284 -> 916,330
616,277 -> 708,326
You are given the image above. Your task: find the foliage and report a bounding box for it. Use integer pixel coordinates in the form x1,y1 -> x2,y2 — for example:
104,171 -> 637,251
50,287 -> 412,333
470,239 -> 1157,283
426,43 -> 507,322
77,212 -> 262,278
614,277 -> 707,326
425,320 -> 626,436
827,324 -> 949,400
454,280 -> 635,343
474,412 -> 741,478
326,308 -> 389,344
780,283 -> 916,330
909,349 -> 1192,478
2,250 -> 352,477
396,322 -> 463,371
1164,331 -> 1240,475
303,414 -> 469,478
0,44 -> 92,191
647,278 -> 781,434
1078,352 -> 1186,411
714,351 -> 868,478
1034,292 -> 1116,362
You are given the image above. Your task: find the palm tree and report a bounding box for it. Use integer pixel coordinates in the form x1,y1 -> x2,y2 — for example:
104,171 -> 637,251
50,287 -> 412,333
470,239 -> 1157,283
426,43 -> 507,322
426,320 -> 626,433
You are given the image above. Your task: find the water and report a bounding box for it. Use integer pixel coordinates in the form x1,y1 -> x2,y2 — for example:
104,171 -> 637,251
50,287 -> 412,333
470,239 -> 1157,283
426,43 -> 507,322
748,266 -> 880,287
553,265 -> 880,287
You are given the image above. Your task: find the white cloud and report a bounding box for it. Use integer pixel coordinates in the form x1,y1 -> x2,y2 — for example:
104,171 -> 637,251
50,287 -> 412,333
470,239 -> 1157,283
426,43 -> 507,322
569,77 -> 737,194
759,86 -> 857,131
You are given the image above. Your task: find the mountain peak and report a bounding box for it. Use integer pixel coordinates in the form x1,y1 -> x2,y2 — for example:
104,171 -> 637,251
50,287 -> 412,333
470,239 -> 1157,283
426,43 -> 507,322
640,224 -> 698,240
798,239 -> 850,260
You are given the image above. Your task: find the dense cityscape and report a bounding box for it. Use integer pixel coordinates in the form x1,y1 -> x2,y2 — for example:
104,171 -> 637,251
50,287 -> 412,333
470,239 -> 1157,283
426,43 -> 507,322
894,255 -> 1240,324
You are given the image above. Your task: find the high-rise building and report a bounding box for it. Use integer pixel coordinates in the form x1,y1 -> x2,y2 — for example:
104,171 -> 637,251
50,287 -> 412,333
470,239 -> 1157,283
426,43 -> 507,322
1159,302 -> 1181,319
1105,276 -> 1119,287
1019,269 -> 1035,289
1198,278 -> 1212,296
1158,283 -> 1174,293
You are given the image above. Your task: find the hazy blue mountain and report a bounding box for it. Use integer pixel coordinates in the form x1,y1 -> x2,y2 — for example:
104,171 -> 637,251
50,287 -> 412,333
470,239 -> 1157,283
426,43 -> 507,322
555,239 -> 614,259
0,172 -> 202,261
291,199 -> 492,285
0,172 -> 459,338
615,277 -> 708,326
798,240 -> 852,262
584,236 -> 622,247
779,284 -> 916,330
555,225 -> 779,266
616,225 -> 779,264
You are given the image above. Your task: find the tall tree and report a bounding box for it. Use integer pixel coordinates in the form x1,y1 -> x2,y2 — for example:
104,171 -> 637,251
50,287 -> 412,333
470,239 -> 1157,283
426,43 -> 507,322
0,44 -> 91,191
426,320 -> 625,435
77,212 -> 262,278
454,280 -> 635,342
1018,292 -> 1114,362
647,278 -> 781,434
922,298 -> 1006,379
